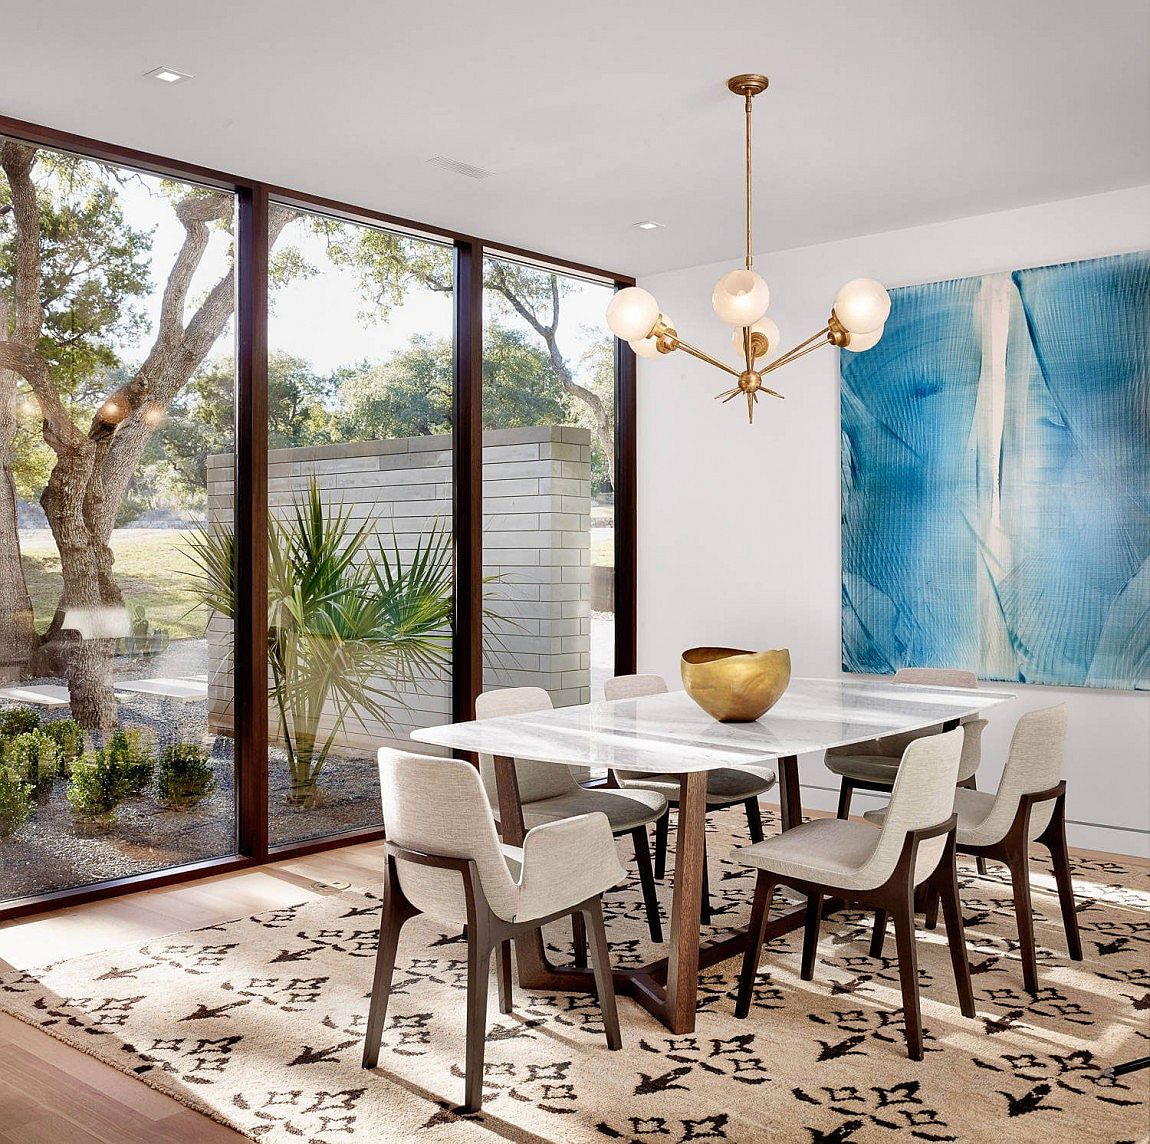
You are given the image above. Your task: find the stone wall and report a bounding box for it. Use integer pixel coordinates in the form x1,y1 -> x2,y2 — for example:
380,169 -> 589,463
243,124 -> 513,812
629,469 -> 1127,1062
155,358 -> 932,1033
205,425 -> 591,755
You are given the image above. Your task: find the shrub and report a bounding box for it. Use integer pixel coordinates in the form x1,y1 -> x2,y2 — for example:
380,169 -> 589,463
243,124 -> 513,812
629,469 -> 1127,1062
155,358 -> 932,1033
0,706 -> 40,738
41,719 -> 85,771
1,731 -> 60,795
67,749 -> 132,822
157,743 -> 215,809
105,727 -> 156,796
0,765 -> 34,838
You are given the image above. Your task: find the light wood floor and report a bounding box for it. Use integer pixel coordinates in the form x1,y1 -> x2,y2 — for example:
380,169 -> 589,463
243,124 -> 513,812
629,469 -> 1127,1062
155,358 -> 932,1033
0,814 -> 1142,1144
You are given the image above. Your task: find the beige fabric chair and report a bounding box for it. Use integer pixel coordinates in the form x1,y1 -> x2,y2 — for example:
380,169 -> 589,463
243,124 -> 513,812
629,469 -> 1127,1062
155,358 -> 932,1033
824,667 -> 986,826
476,686 -> 668,944
733,729 -> 974,1060
363,749 -> 624,1113
866,705 -> 1081,994
604,673 -> 776,922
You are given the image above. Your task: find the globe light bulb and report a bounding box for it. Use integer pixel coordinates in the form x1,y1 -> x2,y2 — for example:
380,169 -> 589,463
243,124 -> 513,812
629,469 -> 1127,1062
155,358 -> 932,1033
731,316 -> 780,356
606,286 -> 660,341
711,269 -> 770,326
630,313 -> 674,358
833,278 -> 891,335
844,324 -> 885,352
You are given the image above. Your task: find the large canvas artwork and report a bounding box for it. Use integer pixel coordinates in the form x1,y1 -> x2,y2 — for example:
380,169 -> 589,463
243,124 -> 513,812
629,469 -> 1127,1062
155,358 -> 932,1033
840,250 -> 1149,690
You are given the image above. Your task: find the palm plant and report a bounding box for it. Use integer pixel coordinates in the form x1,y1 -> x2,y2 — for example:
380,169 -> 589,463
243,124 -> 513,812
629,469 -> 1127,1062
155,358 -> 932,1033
183,478 -> 454,806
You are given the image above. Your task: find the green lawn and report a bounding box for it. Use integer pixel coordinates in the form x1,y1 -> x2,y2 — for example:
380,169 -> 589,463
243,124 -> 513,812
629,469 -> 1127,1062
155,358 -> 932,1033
20,529 -> 212,639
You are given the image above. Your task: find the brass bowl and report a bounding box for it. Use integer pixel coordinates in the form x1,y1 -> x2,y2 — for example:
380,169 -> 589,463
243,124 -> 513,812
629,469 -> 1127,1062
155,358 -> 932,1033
680,647 -> 791,723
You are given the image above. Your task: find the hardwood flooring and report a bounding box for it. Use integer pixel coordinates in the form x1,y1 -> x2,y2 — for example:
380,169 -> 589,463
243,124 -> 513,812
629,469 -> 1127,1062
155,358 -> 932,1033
0,810 -> 1142,1143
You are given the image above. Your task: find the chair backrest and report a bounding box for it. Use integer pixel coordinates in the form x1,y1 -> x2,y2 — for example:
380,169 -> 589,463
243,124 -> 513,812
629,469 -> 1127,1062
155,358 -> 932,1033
978,705 -> 1068,843
858,728 -> 964,888
474,686 -> 577,806
378,748 -> 518,924
894,667 -> 978,688
604,673 -> 668,701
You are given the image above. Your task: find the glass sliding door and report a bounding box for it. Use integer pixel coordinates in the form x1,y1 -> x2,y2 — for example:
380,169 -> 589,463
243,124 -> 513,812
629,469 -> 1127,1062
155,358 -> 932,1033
261,204 -> 454,847
0,139 -> 238,900
481,254 -> 617,705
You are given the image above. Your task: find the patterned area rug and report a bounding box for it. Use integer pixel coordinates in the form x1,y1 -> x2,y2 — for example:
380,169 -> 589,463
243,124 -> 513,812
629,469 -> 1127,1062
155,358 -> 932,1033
1,812 -> 1147,1143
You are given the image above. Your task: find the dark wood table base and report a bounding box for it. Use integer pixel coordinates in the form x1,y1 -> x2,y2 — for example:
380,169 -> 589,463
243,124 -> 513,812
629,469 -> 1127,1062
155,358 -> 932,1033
493,753 -> 806,1034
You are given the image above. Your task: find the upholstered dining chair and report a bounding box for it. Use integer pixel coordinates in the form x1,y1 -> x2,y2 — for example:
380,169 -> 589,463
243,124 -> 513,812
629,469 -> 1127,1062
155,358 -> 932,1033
603,673 -> 776,923
475,686 -> 668,944
363,749 -> 624,1113
824,667 -> 986,822
866,704 -> 1081,995
733,730 -> 975,1061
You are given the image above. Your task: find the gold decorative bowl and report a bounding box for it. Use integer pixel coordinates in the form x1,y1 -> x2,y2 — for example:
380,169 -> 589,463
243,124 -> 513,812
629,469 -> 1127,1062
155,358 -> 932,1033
680,647 -> 791,723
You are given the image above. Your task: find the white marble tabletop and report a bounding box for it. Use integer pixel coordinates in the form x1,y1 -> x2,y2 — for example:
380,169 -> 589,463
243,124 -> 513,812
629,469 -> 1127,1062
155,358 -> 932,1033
410,676 -> 1016,774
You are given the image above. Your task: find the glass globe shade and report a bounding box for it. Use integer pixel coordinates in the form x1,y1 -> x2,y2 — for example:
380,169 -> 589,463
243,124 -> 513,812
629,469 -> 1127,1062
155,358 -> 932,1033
711,269 -> 770,326
630,313 -> 674,358
844,324 -> 884,352
731,316 -> 780,355
606,287 -> 660,341
833,278 -> 891,335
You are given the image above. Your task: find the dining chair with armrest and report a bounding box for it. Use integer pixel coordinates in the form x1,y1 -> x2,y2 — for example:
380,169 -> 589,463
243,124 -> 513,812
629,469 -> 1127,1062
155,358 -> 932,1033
732,729 -> 975,1060
362,749 -> 625,1113
604,673 -> 776,923
866,704 -> 1080,994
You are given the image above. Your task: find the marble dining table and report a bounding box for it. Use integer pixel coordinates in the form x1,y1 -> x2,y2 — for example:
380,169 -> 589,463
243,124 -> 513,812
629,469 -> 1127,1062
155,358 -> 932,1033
412,675 -> 1016,1034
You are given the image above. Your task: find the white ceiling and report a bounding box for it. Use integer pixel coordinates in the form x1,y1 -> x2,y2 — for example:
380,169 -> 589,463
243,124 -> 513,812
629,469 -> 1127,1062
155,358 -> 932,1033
2,1 -> 1148,278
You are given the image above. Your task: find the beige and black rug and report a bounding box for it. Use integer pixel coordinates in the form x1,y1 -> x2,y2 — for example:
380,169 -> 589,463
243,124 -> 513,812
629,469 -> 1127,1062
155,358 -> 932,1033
2,813 -> 1147,1143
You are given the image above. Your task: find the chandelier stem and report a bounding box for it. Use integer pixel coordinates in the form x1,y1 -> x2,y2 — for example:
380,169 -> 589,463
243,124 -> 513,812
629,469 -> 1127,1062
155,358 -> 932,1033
673,336 -> 742,378
745,94 -> 753,271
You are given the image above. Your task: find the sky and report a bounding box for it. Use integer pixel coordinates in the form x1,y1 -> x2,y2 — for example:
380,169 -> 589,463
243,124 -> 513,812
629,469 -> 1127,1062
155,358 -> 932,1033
113,172 -> 613,383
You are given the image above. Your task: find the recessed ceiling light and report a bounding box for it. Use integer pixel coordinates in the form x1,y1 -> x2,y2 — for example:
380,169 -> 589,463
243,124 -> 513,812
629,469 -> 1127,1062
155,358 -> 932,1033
145,66 -> 192,85
633,220 -> 664,231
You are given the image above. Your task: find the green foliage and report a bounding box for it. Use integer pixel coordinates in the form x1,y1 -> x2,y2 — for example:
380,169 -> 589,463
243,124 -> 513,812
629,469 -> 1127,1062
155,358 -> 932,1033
67,748 -> 131,820
183,478 -> 454,804
104,727 -> 157,795
41,719 -> 85,772
157,743 -> 215,809
0,765 -> 33,838
0,707 -> 40,737
1,731 -> 59,792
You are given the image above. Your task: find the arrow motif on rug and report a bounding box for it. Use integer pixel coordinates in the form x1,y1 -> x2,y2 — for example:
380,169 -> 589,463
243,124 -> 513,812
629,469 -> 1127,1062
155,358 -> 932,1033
288,1039 -> 360,1066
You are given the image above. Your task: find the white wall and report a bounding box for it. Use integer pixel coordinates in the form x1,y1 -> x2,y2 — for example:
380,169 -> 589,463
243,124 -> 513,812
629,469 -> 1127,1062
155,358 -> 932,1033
636,186 -> 1150,857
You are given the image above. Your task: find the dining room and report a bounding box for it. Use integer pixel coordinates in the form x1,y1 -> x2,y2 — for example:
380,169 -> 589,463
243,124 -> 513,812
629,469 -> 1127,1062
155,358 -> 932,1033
0,2 -> 1148,1142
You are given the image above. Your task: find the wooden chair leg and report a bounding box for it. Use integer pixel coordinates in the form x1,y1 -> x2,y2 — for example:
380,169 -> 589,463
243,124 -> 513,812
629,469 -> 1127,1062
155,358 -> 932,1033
631,827 -> 664,944
1040,800 -> 1083,961
892,896 -> 924,1061
700,836 -> 712,925
1006,849 -> 1040,995
571,911 -> 588,968
869,909 -> 887,959
362,868 -> 415,1069
496,939 -> 513,1014
581,899 -> 623,1050
933,854 -> 975,1018
801,893 -> 822,981
654,809 -> 670,879
836,779 -> 854,820
735,872 -> 776,1018
924,884 -> 940,930
745,797 -> 764,844
463,926 -> 493,1113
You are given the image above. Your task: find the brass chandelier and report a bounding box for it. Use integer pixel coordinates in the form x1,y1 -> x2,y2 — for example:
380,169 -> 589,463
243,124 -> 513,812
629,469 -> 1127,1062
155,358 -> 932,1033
605,74 -> 891,423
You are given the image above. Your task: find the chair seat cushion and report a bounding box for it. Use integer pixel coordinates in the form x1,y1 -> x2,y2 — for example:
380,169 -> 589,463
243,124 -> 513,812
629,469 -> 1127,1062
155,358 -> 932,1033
733,818 -> 881,890
620,766 -> 776,805
824,754 -> 901,784
865,787 -> 999,846
521,786 -> 667,832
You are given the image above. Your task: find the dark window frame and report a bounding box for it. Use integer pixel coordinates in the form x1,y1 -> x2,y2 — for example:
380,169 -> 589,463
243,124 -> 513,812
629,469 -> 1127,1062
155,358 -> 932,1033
0,113 -> 636,921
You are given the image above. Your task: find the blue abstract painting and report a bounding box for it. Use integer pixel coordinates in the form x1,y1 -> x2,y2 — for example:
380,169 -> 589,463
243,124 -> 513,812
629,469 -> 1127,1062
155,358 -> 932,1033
840,250 -> 1150,690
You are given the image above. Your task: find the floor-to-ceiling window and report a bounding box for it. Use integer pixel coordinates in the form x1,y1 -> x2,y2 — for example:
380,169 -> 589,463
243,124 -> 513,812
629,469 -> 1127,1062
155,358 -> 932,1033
262,205 -> 454,847
481,254 -> 618,705
0,139 -> 238,901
